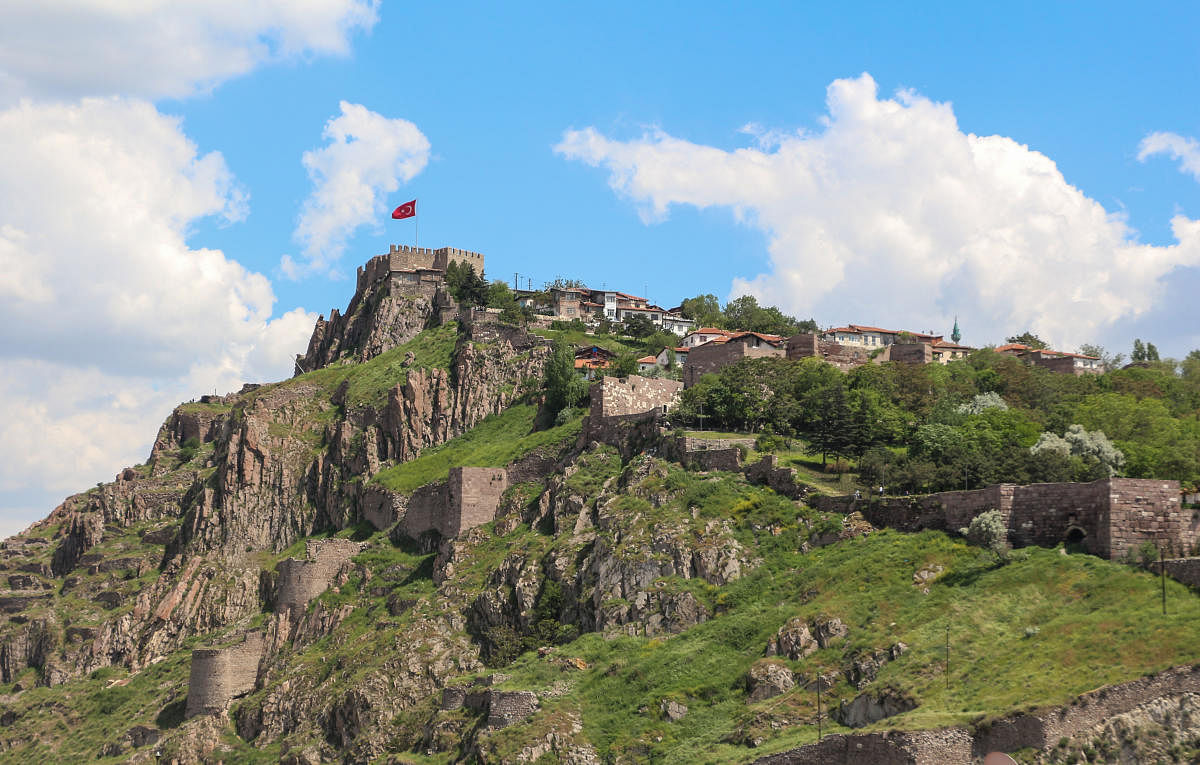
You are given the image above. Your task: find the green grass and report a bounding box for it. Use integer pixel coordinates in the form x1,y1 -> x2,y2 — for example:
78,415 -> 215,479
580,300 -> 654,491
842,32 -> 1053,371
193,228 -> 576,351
529,327 -> 642,356
490,530 -> 1200,763
371,404 -> 582,493
251,322 -> 459,411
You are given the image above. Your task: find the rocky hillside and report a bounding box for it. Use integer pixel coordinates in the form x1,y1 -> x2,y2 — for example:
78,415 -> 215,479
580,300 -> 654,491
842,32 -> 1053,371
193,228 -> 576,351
1,262 -> 1200,764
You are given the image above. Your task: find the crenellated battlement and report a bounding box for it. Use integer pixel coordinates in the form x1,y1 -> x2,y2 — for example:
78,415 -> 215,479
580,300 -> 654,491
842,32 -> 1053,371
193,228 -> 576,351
386,244 -> 485,275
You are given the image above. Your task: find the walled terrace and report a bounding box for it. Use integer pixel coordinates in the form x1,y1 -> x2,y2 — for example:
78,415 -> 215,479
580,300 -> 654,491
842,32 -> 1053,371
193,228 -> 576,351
184,631 -> 264,718
813,478 -> 1193,560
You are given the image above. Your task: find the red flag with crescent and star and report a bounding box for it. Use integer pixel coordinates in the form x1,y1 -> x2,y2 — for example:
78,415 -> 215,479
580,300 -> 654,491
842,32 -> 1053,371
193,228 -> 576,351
391,200 -> 416,220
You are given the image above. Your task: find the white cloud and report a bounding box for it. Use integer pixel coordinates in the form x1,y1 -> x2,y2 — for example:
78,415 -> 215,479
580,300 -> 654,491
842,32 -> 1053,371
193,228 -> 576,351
288,101 -> 431,277
1139,131 -> 1200,182
0,97 -> 316,510
0,0 -> 379,103
556,73 -> 1200,349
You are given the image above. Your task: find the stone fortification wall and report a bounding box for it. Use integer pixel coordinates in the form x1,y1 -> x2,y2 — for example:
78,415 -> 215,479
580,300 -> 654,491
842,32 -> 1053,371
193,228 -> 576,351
814,478 -> 1187,560
1153,557 -> 1200,588
744,455 -> 814,500
275,538 -> 363,612
974,664 -> 1200,756
386,244 -> 484,275
393,467 -> 508,541
784,333 -> 871,372
683,340 -> 785,386
885,342 -> 932,365
583,375 -> 682,451
754,664 -> 1200,764
589,375 -> 682,420
751,728 -> 972,765
185,631 -> 264,718
1104,479 -> 1191,558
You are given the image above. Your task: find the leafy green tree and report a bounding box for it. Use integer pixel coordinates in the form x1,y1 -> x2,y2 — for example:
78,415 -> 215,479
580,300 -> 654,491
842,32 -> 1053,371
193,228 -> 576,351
611,352 -> 640,378
544,339 -> 581,417
1006,331 -> 1048,350
1132,339 -> 1147,362
678,294 -> 725,327
445,261 -> 488,306
622,314 -> 656,338
1030,424 -> 1125,477
804,382 -> 856,467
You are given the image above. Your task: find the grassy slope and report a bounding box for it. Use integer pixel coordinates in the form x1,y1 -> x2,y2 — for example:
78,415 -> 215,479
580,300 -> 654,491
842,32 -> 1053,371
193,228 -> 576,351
246,322 -> 459,411
371,404 -> 583,493
492,530 -> 1200,764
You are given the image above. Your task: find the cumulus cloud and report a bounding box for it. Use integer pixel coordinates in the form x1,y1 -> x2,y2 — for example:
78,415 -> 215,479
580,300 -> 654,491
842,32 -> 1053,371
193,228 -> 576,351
287,101 -> 431,278
556,73 -> 1200,349
0,0 -> 379,103
0,98 -> 316,512
1139,131 -> 1200,182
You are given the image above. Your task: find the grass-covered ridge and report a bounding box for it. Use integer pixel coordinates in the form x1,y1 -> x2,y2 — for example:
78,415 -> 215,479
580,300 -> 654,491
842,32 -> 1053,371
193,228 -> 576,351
490,531 -> 1200,763
371,404 -> 584,493
250,322 -> 459,410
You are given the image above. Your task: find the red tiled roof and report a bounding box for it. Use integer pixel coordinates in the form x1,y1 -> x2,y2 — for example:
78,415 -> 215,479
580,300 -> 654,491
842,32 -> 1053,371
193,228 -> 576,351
615,292 -> 646,301
994,343 -> 1029,353
574,359 -> 609,369
689,328 -> 732,335
637,356 -> 657,363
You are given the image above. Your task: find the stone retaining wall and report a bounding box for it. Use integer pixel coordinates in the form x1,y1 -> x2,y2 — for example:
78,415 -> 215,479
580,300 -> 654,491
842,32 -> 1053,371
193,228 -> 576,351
184,631 -> 264,718
813,478 -> 1189,560
755,664 -> 1200,764
275,538 -> 363,612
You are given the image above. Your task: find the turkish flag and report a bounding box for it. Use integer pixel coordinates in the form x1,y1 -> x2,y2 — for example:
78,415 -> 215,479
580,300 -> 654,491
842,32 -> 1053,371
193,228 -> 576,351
391,200 -> 416,219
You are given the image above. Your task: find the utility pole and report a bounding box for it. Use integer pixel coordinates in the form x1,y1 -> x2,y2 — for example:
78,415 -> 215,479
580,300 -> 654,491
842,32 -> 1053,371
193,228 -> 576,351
816,676 -> 823,740
945,624 -> 951,691
514,272 -> 518,290
1161,545 -> 1167,615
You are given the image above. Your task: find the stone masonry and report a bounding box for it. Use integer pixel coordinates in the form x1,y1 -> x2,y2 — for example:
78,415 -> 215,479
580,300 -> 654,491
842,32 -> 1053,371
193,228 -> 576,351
784,333 -> 872,372
583,375 -> 682,440
184,631 -> 265,718
814,478 -> 1192,560
683,337 -> 785,386
274,538 -> 363,613
754,663 -> 1200,764
396,466 -> 509,540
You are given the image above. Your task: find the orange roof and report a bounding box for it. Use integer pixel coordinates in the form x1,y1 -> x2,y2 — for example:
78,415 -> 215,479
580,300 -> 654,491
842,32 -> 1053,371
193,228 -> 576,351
637,356 -> 657,363
615,291 -> 646,301
690,327 -> 732,335
574,358 -> 609,369
994,343 -> 1029,352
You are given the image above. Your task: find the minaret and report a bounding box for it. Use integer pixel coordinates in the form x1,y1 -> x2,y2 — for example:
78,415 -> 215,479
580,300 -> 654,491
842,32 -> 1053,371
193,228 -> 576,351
951,316 -> 961,344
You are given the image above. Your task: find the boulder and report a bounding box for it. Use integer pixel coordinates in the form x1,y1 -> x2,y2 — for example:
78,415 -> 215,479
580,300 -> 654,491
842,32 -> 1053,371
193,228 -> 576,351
747,660 -> 796,703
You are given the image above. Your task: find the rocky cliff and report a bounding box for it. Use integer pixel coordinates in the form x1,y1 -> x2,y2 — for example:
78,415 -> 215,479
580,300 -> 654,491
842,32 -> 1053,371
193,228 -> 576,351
3,256 -> 1200,764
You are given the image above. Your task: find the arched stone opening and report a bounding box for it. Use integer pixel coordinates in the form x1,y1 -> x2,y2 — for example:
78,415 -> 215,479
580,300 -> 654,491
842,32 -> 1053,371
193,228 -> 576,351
1065,525 -> 1087,553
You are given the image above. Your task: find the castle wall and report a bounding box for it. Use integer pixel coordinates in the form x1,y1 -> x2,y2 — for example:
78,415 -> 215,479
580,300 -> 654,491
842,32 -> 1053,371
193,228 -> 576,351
1105,478 -> 1192,559
813,478 -> 1186,560
683,340 -> 784,386
394,468 -> 508,540
274,538 -> 363,612
386,245 -> 484,276
784,333 -> 871,372
885,342 -> 932,365
447,467 -> 508,536
184,631 -> 264,718
755,664 -> 1200,764
588,375 -> 682,421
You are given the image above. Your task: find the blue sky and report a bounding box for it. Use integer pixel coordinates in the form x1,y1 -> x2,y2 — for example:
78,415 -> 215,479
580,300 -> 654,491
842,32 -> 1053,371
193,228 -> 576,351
0,1 -> 1198,531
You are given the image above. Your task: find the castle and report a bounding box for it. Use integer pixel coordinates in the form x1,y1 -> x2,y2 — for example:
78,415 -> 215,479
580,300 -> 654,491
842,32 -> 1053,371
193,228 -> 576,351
357,245 -> 485,294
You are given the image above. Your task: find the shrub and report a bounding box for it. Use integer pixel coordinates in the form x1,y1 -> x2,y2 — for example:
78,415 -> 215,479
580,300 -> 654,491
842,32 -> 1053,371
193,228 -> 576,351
960,509 -> 1010,562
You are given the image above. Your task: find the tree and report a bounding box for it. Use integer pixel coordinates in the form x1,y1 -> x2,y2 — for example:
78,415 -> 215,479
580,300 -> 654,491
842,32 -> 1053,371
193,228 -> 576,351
611,352 -> 640,378
544,339 -> 581,417
1030,424 -> 1125,477
804,382 -> 856,467
445,261 -> 488,306
956,392 -> 1009,415
622,314 -> 656,338
1132,339 -> 1146,362
1006,331 -> 1048,350
543,277 -> 586,290
1079,343 -> 1124,370
678,294 -> 724,327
